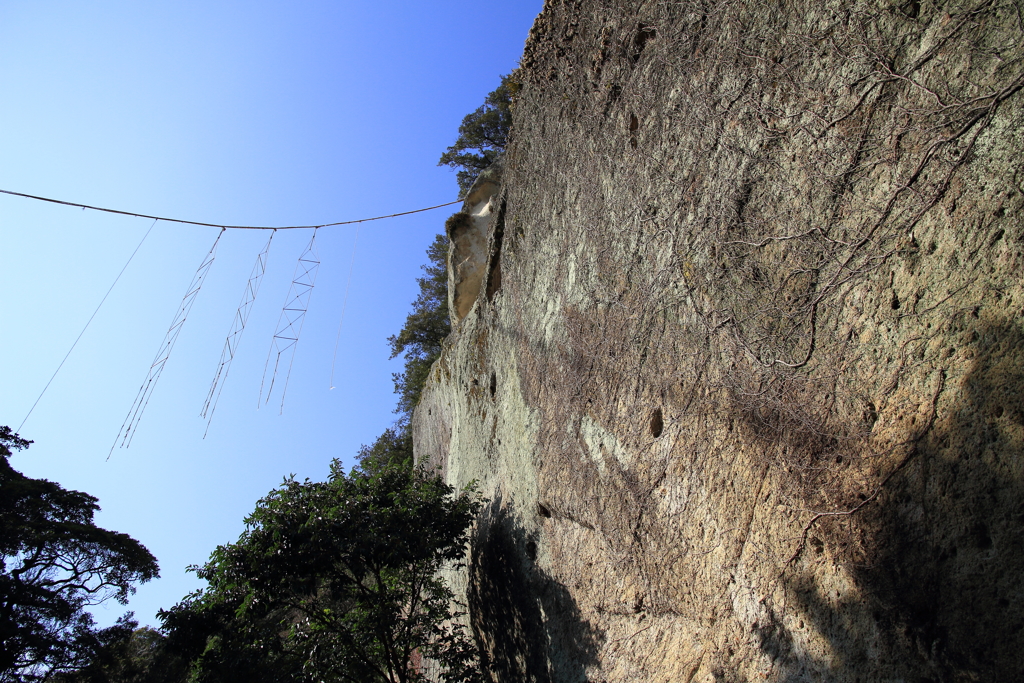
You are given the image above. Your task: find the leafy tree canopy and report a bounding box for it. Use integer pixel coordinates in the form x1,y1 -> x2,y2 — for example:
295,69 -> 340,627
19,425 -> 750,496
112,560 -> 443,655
438,75 -> 516,196
0,427 -> 159,683
159,461 -> 483,683
356,428 -> 415,475
51,621 -> 185,683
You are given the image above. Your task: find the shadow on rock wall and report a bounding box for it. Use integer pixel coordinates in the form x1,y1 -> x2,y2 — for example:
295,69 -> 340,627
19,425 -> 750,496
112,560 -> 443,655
762,319 -> 1024,681
468,494 -> 604,683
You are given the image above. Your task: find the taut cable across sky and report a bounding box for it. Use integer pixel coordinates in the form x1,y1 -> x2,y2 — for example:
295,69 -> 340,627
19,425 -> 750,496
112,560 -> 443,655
0,188 -> 461,230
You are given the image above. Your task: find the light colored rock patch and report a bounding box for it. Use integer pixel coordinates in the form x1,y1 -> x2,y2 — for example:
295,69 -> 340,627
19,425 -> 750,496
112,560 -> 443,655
447,158 -> 506,325
448,199 -> 492,322
580,415 -> 631,471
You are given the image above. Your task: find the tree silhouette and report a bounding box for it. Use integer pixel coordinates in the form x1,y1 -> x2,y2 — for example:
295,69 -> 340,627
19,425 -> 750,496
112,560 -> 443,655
438,75 -> 515,195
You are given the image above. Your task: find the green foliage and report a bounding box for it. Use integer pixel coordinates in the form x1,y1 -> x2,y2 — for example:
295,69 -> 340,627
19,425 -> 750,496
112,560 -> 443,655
158,589 -> 294,683
388,233 -> 450,426
51,621 -> 186,683
160,462 -> 483,683
438,75 -> 516,195
356,428 -> 414,475
0,427 -> 159,682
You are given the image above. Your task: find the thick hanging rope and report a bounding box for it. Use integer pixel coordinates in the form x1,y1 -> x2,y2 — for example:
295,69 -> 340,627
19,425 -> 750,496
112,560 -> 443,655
201,230 -> 276,436
110,229 -> 225,456
260,229 -> 320,414
18,219 -> 158,434
0,188 -> 460,229
330,224 -> 360,390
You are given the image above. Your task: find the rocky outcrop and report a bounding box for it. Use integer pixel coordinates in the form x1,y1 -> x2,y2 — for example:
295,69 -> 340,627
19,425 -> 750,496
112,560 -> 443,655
446,156 -> 506,324
415,1 -> 1024,680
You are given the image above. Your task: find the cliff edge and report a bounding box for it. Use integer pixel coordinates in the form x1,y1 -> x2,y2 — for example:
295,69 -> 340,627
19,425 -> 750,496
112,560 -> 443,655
415,1 -> 1024,680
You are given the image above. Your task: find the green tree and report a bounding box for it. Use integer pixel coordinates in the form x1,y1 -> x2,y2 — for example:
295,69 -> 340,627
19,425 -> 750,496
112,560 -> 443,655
160,461 -> 483,683
51,620 -> 186,683
158,587 -> 294,683
356,428 -> 415,475
0,427 -> 159,683
438,75 -> 515,195
388,232 -> 450,428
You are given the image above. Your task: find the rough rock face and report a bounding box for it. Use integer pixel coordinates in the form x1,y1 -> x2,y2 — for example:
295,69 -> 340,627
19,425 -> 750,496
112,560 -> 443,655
446,156 -> 506,324
414,1 -> 1024,680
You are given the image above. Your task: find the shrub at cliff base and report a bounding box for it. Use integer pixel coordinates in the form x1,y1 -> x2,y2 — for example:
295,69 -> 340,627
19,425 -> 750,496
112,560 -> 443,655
159,461 -> 483,683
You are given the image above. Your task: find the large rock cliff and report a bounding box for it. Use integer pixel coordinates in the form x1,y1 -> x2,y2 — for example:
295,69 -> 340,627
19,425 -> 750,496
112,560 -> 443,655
415,1 -> 1024,680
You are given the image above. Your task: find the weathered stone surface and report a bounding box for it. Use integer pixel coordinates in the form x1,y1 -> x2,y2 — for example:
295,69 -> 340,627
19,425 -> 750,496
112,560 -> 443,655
447,156 -> 506,324
415,1 -> 1024,680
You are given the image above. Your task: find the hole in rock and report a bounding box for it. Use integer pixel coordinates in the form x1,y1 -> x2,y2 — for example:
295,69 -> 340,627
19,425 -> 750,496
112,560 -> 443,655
972,522 -> 993,550
489,372 -> 497,398
630,24 -> 656,63
650,407 -> 664,438
537,503 -> 552,518
900,0 -> 921,18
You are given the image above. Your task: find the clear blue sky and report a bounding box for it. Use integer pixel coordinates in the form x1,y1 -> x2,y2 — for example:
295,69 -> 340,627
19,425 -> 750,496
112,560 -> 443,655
0,1 -> 543,628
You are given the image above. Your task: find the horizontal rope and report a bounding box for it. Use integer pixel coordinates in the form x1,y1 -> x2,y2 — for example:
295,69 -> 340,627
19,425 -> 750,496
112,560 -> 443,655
0,188 -> 462,230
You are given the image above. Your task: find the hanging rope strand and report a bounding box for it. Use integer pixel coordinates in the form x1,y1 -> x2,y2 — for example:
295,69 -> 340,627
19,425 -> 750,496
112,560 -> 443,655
18,219 -> 158,434
110,228 -> 225,457
259,229 -> 321,413
201,230 -> 276,436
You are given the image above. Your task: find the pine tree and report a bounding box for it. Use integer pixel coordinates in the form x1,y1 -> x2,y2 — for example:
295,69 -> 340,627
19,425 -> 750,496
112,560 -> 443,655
438,75 -> 516,195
